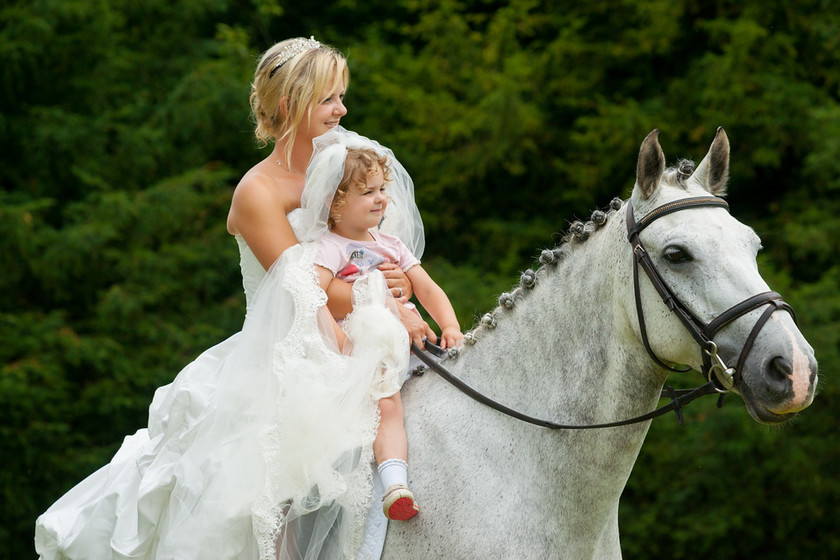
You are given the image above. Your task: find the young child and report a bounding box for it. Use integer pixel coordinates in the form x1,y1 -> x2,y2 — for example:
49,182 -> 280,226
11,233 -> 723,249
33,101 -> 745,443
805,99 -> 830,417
313,147 -> 463,521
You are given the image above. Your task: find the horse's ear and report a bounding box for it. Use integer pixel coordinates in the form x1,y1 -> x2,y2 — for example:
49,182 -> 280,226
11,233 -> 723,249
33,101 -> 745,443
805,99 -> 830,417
635,129 -> 666,200
693,127 -> 730,196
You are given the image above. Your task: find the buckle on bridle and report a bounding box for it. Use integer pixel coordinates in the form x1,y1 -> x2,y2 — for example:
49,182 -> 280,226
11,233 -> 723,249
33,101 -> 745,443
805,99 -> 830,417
704,341 -> 735,393
633,244 -> 646,258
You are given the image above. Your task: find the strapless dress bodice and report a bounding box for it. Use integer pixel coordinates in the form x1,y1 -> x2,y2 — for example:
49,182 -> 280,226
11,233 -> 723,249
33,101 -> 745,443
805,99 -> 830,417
235,208 -> 304,307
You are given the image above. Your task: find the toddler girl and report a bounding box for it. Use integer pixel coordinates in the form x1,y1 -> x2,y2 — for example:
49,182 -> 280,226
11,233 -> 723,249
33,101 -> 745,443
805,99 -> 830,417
311,145 -> 463,521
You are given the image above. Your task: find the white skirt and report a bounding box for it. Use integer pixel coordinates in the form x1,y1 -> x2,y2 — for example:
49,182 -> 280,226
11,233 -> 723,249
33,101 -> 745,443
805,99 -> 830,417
35,243 -> 409,560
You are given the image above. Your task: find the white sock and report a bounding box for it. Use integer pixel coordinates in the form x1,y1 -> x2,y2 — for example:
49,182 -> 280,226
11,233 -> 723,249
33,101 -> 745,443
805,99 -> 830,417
378,458 -> 408,490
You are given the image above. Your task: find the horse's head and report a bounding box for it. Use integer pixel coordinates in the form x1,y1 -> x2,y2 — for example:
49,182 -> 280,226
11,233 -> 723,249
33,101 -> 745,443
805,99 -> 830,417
626,128 -> 817,424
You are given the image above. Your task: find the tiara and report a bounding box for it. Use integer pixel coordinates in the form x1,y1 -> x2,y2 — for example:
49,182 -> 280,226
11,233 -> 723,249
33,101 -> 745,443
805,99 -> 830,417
269,36 -> 321,77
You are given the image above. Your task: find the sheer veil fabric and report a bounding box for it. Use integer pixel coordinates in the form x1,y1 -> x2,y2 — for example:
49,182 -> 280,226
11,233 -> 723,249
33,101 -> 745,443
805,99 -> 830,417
298,126 -> 424,259
34,128 -> 422,560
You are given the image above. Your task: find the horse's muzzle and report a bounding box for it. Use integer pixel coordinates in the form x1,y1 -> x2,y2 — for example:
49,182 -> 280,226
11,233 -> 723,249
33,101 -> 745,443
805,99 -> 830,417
735,327 -> 818,423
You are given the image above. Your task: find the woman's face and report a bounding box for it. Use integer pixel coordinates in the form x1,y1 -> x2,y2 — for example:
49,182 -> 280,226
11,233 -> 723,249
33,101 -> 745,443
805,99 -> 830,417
304,82 -> 347,140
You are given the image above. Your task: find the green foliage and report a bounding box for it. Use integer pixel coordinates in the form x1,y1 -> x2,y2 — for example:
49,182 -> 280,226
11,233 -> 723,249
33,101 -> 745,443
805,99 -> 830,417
2,0 -> 838,557
418,256 -> 512,330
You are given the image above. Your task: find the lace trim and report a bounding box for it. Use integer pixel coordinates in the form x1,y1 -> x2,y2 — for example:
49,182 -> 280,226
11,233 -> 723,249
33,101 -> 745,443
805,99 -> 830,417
250,244 -> 387,560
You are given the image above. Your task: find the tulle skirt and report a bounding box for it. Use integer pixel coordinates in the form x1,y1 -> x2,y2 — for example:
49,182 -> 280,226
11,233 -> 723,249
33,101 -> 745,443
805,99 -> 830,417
35,243 -> 408,560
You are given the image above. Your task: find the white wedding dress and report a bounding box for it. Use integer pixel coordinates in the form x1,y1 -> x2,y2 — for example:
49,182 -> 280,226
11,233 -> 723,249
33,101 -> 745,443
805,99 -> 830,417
35,214 -> 408,560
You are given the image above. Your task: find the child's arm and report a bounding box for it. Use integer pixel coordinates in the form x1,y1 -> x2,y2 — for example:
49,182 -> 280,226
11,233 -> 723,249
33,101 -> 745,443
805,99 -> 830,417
315,265 -> 348,351
405,265 -> 464,349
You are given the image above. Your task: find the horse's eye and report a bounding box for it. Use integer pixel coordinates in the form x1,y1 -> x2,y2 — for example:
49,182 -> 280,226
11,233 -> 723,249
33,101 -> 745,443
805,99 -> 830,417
664,246 -> 692,263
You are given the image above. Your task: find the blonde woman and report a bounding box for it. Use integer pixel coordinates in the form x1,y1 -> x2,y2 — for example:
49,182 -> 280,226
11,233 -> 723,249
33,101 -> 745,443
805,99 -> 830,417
230,38 -> 429,343
36,37 -> 431,560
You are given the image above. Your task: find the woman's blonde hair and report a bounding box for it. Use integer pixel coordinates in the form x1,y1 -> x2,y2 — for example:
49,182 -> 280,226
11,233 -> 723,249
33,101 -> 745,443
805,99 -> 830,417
328,148 -> 391,230
250,38 -> 349,164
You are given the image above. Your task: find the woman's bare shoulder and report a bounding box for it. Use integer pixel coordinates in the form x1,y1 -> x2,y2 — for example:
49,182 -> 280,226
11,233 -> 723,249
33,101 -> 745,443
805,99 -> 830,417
234,164 -> 284,199
228,162 -> 303,234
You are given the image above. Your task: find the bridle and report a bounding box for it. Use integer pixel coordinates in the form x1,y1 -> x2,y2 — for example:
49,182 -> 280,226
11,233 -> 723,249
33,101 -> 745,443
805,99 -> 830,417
626,196 -> 796,393
411,196 -> 798,430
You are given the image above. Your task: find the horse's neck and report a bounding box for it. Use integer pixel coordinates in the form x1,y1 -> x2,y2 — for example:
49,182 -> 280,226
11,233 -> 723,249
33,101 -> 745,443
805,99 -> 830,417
452,215 -> 664,424
397,215 -> 667,555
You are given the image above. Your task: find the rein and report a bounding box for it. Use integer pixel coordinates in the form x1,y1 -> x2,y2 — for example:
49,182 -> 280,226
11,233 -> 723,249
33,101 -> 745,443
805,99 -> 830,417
411,196 -> 797,430
411,342 -> 721,429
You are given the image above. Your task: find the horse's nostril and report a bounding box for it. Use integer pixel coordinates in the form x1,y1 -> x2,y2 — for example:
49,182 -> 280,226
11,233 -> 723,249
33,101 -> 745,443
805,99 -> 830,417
765,356 -> 792,396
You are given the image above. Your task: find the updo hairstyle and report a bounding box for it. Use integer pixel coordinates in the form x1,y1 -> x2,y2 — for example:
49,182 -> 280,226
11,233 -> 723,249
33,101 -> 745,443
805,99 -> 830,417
250,38 -> 349,161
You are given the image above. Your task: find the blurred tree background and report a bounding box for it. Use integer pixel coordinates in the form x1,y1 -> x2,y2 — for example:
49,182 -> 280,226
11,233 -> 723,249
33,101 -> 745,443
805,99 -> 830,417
2,0 -> 837,558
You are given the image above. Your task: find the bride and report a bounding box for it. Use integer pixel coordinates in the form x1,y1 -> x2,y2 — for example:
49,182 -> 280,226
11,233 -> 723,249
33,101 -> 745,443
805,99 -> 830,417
35,37 -> 430,560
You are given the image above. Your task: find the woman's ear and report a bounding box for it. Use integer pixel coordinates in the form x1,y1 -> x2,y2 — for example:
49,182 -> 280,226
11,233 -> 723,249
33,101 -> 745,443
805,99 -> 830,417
279,96 -> 289,118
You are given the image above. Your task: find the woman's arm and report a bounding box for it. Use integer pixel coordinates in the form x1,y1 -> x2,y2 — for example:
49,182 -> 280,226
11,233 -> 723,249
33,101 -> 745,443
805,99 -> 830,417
325,279 -> 354,319
325,264 -> 415,315
405,265 -> 463,349
326,276 -> 434,348
228,173 -> 301,270
315,266 -> 348,351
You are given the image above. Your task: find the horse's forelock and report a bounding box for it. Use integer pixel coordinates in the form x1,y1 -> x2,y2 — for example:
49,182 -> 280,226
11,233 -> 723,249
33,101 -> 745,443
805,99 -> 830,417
660,159 -> 696,189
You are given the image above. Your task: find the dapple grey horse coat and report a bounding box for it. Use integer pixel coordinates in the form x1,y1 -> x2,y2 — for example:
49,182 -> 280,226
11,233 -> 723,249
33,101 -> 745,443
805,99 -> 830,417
384,129 -> 817,559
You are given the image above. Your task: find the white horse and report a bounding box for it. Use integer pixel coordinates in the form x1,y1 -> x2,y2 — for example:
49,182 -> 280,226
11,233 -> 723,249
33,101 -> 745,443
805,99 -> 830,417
384,128 -> 817,559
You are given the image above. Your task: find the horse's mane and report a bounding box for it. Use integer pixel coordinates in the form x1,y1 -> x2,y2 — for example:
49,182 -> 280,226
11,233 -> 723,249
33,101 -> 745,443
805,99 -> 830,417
453,160 -> 699,356
458,196 -> 623,352
661,158 -> 698,189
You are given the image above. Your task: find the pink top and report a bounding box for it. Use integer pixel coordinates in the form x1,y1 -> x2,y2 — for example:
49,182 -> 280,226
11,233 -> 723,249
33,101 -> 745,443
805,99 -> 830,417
315,230 -> 420,283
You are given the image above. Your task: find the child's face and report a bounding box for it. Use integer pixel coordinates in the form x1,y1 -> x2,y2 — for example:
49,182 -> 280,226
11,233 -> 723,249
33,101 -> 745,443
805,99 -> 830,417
332,165 -> 388,237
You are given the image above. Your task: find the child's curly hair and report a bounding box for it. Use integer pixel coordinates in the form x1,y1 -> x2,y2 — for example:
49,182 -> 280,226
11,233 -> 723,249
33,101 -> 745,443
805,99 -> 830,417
328,148 -> 392,230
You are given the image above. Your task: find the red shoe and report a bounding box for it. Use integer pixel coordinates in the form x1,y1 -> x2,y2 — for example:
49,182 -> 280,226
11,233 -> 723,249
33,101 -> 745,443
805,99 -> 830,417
382,483 -> 420,521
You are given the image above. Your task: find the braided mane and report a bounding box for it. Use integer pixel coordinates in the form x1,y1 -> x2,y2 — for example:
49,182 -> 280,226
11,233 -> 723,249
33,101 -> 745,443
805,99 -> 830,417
452,160 -> 697,357
455,197 -> 623,352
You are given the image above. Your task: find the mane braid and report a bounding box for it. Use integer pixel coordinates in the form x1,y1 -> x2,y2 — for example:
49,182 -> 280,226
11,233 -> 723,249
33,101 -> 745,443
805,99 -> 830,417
661,159 -> 696,189
451,197 -> 625,360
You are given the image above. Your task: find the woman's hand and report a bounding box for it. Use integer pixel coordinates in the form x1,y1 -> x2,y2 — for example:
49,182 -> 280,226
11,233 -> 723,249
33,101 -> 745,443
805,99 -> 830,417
379,262 -> 412,303
397,305 -> 436,349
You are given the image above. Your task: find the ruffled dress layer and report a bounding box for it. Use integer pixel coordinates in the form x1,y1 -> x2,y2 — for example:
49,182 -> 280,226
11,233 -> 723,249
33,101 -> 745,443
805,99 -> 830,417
35,232 -> 408,560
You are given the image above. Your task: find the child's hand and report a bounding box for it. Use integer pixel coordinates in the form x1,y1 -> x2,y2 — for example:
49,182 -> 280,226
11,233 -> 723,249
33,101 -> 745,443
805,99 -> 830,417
438,327 -> 464,349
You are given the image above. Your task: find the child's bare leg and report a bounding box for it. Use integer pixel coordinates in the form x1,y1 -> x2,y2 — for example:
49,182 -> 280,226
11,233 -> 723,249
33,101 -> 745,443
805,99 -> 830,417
374,393 -> 407,463
374,392 -> 419,520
